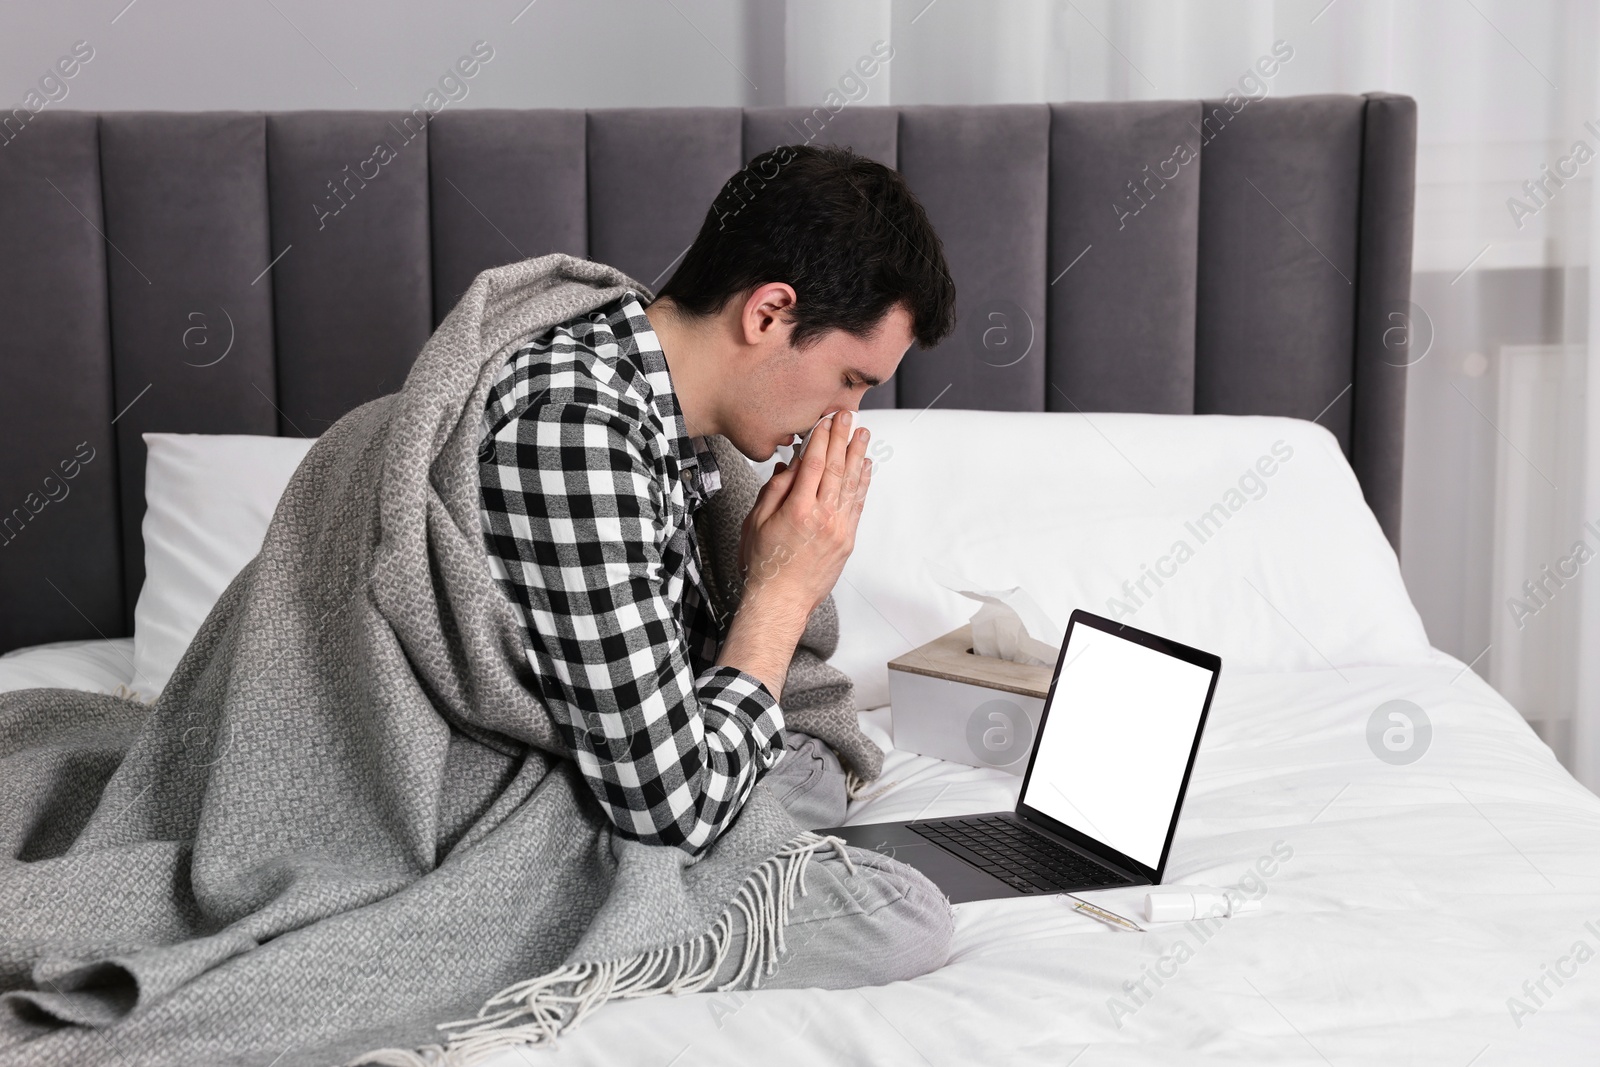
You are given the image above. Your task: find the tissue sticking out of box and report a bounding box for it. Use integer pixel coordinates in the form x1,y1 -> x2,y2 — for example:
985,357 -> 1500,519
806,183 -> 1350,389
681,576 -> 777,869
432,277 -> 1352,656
925,559 -> 1063,667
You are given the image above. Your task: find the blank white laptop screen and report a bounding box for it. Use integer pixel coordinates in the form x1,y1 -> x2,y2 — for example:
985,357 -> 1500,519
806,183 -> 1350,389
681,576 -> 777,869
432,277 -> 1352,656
1019,622 -> 1216,869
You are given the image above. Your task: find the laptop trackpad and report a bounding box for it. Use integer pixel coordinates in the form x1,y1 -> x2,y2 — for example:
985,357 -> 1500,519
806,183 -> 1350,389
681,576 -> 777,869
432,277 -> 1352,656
863,840 -> 1026,905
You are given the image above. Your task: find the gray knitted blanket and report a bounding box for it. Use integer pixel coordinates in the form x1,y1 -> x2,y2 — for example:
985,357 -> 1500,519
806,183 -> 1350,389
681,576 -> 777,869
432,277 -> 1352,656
0,254 -> 880,1067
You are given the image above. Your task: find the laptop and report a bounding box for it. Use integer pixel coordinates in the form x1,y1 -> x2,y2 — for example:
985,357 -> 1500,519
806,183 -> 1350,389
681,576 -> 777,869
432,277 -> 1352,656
822,609 -> 1222,904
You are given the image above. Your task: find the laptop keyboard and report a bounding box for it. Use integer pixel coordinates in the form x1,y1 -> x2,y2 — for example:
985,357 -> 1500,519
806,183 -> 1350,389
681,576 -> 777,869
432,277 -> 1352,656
912,816 -> 1133,894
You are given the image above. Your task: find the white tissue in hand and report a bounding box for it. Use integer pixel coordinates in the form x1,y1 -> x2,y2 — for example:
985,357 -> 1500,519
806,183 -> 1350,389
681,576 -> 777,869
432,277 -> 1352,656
926,560 -> 1063,666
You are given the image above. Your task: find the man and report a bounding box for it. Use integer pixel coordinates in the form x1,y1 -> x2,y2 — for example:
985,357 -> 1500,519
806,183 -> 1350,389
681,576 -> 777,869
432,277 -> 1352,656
477,143 -> 958,988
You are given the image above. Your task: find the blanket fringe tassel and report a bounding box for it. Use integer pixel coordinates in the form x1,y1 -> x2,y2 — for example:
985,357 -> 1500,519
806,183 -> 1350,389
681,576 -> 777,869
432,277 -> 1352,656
346,830 -> 856,1067
844,766 -> 898,806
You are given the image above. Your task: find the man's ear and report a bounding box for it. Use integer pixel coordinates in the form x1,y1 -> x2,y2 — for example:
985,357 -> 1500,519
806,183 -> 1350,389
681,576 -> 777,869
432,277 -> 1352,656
739,282 -> 798,346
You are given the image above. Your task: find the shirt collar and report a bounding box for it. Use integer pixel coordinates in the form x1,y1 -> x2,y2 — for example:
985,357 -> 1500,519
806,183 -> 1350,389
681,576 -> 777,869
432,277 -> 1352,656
608,290 -> 723,509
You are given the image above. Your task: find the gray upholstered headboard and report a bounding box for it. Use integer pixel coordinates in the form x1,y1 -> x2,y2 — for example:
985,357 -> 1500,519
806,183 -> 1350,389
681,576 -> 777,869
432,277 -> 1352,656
0,94 -> 1416,655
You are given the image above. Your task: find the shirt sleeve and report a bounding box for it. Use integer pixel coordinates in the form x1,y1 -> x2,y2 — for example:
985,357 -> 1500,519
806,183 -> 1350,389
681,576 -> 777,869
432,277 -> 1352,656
478,397 -> 786,856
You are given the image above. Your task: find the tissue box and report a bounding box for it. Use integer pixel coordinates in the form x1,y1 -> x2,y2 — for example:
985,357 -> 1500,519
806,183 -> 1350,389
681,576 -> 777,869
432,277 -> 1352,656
887,623 -> 1056,775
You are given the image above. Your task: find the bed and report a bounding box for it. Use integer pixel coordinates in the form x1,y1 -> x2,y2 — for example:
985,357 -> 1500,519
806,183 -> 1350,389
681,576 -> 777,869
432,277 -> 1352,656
9,614 -> 1600,1063
8,95 -> 1599,1064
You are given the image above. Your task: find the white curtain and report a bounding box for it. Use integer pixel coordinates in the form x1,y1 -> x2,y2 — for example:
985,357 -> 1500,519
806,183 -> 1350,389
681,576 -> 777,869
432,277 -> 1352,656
777,0 -> 1600,790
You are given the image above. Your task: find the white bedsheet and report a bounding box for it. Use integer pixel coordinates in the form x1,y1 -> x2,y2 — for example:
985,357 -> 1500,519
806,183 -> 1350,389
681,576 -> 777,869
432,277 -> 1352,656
8,642 -> 1600,1064
515,655 -> 1600,1066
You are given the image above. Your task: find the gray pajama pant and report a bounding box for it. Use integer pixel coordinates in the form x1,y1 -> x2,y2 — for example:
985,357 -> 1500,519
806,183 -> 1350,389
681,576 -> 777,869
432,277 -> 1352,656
706,731 -> 955,991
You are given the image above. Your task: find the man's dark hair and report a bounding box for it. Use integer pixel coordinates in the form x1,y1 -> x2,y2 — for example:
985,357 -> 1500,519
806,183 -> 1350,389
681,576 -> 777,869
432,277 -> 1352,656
653,143 -> 956,352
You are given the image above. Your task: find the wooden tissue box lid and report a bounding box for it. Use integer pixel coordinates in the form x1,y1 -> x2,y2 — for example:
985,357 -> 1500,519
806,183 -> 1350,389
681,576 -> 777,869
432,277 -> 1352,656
886,623 -> 1054,700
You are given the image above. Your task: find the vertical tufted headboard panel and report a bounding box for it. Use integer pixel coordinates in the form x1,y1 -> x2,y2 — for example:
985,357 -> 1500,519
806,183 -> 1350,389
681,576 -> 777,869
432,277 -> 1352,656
0,94 -> 1416,653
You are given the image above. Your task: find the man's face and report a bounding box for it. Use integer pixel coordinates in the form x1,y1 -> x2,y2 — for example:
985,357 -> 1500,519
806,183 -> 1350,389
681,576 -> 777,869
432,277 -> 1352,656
725,301 -> 915,462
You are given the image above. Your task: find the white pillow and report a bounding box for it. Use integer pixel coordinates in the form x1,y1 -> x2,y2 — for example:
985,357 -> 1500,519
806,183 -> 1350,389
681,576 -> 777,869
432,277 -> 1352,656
752,409 -> 1436,711
131,415 -> 1437,712
0,638 -> 140,696
131,433 -> 316,698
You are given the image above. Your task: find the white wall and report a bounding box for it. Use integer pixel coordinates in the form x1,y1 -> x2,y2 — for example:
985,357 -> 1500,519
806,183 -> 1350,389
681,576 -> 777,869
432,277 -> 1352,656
1,0 -> 773,112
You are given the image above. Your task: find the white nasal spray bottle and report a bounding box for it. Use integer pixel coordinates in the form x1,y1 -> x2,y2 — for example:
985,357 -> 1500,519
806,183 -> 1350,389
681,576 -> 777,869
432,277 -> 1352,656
1143,887 -> 1261,923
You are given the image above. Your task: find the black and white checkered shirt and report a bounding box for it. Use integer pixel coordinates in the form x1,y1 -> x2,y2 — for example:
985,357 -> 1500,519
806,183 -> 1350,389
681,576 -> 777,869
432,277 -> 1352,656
477,289 -> 786,856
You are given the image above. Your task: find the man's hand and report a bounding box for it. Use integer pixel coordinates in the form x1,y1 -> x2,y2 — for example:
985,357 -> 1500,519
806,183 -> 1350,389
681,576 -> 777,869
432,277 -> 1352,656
717,410 -> 872,702
739,409 -> 873,616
